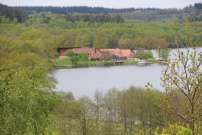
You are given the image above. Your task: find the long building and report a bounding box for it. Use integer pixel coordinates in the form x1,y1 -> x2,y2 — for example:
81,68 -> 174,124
58,47 -> 134,60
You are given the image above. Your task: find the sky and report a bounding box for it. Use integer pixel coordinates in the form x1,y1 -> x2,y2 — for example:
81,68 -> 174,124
0,0 -> 202,9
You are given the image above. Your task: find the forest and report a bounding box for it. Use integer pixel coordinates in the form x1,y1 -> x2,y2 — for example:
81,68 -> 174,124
0,3 -> 202,49
0,3 -> 26,22
18,3 -> 202,21
0,2 -> 202,135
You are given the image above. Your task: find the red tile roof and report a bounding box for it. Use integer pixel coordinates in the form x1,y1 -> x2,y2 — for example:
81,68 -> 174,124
100,48 -> 134,58
59,47 -> 134,59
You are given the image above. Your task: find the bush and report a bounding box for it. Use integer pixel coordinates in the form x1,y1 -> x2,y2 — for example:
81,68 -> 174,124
136,50 -> 153,60
66,51 -> 89,66
155,124 -> 192,135
159,49 -> 170,60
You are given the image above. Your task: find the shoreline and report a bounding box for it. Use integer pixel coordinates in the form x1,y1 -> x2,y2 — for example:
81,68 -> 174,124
54,59 -> 167,69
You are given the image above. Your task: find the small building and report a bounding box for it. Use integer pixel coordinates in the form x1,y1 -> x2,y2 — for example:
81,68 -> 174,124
58,47 -> 134,61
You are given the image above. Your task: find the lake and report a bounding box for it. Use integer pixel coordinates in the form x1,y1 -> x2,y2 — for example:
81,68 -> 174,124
53,48 -> 202,98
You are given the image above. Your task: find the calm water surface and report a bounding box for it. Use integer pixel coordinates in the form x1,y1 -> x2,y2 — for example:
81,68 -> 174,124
53,48 -> 202,98
54,64 -> 164,98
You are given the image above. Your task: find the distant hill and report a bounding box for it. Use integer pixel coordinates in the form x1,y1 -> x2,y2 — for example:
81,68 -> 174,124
0,3 -> 26,22
18,3 -> 202,22
18,6 -> 137,14
0,3 -> 202,22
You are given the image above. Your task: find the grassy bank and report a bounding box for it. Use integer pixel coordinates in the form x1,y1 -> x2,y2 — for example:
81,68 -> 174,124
54,58 -> 168,69
55,57 -> 140,68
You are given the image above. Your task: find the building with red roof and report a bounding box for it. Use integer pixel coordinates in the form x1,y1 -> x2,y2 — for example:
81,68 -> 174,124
58,47 -> 134,60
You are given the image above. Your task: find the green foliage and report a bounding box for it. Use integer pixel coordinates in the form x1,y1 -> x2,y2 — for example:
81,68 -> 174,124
67,51 -> 89,66
2,13 -> 202,49
159,49 -> 170,60
55,57 -> 72,67
162,49 -> 202,135
118,36 -> 136,49
18,3 -> 202,22
155,124 -> 192,135
0,3 -> 26,22
0,23 -> 59,134
53,87 -> 168,135
136,50 -> 154,60
67,51 -> 80,66
0,52 -> 58,135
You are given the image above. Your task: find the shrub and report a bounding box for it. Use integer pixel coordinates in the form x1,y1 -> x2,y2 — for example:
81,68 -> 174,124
136,50 -> 153,60
66,51 -> 89,66
155,124 -> 192,135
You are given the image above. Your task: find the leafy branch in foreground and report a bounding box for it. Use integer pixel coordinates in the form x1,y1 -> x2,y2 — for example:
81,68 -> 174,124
162,49 -> 202,135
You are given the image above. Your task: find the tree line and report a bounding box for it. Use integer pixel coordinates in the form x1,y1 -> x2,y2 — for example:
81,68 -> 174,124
20,6 -> 135,14
0,3 -> 26,22
66,14 -> 124,23
1,2 -> 202,23
0,9 -> 202,49
18,3 -> 202,22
